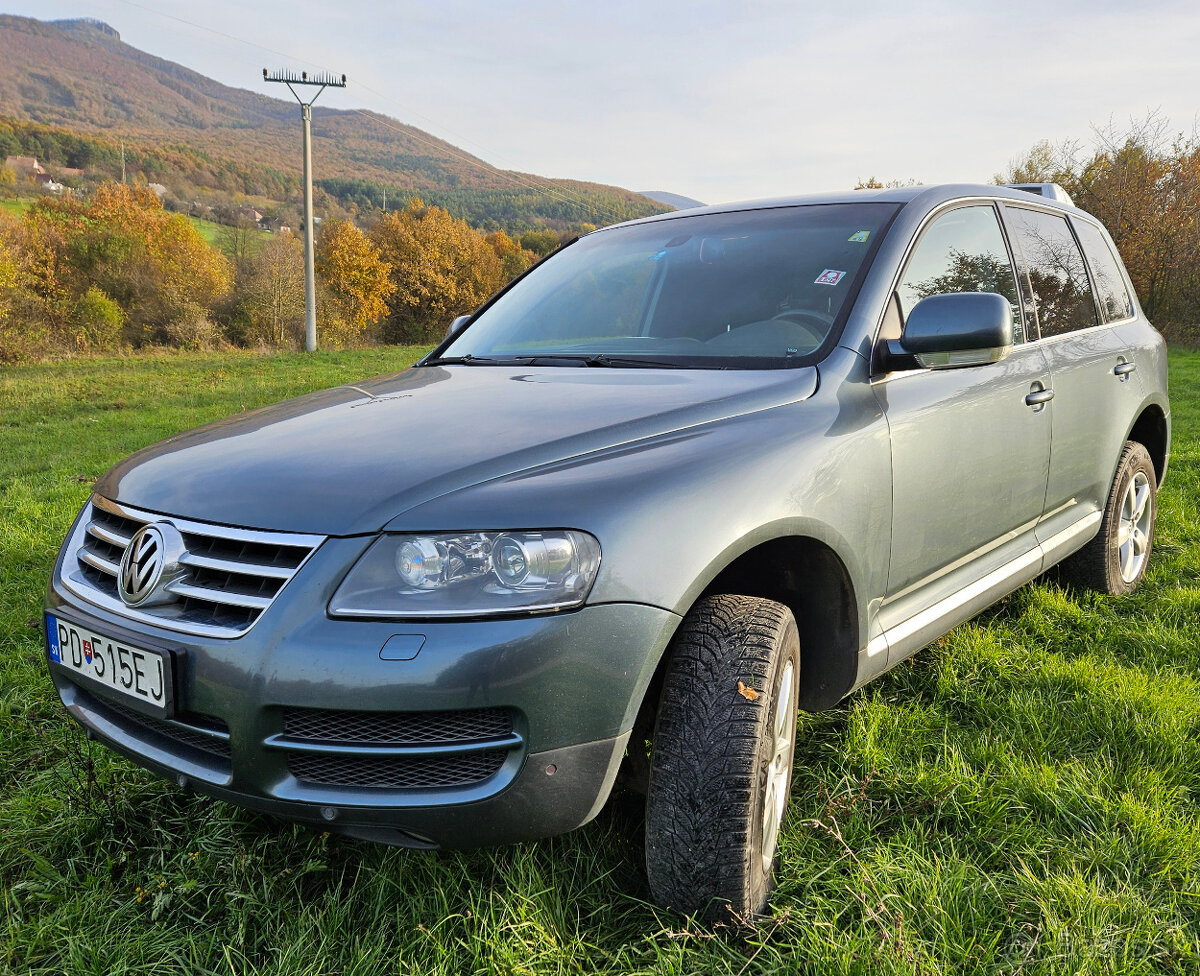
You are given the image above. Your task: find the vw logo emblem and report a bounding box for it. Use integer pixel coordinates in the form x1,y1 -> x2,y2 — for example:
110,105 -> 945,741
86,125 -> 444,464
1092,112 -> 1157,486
118,523 -> 186,607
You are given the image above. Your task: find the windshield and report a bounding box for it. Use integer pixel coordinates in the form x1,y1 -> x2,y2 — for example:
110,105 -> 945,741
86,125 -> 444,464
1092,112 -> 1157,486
433,203 -> 898,369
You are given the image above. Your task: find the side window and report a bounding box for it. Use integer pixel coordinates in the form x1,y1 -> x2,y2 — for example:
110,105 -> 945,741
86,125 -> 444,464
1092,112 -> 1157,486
1073,220 -> 1134,322
1003,206 -> 1097,338
897,205 -> 1024,342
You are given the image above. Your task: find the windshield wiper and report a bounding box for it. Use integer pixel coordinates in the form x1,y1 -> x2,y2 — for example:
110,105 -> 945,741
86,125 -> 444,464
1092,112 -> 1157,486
422,354 -> 529,366
520,353 -> 685,369
425,352 -> 685,369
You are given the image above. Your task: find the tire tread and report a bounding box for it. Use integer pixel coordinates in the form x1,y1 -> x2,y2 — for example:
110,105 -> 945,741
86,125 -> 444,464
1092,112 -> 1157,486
645,593 -> 798,921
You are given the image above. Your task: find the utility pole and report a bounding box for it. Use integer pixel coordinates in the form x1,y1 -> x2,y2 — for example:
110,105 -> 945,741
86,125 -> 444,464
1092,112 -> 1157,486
263,68 -> 346,352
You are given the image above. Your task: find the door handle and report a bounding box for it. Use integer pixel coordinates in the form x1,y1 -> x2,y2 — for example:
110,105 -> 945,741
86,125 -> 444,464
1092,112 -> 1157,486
1025,388 -> 1055,407
1114,361 -> 1137,377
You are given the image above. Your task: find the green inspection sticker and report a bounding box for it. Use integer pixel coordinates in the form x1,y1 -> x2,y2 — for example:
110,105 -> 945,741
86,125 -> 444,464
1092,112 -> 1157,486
848,230 -> 870,243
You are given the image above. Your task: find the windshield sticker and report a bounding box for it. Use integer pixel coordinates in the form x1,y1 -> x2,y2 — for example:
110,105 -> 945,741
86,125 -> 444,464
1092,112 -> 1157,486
848,230 -> 870,243
815,269 -> 846,286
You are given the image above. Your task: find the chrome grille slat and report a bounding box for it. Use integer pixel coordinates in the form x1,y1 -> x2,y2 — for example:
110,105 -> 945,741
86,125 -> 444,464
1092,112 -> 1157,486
78,547 -> 120,576
177,551 -> 296,579
86,520 -> 133,548
166,581 -> 273,610
61,496 -> 325,639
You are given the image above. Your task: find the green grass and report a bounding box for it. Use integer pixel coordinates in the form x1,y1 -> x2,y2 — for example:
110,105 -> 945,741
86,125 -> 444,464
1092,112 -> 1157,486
0,197 -> 33,216
2,347 -> 1199,974
186,215 -> 225,246
186,216 -> 272,258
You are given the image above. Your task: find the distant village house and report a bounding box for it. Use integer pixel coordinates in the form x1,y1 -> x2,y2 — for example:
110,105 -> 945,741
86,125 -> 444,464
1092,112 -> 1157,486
5,156 -> 45,179
34,173 -> 66,193
3,158 -> 84,192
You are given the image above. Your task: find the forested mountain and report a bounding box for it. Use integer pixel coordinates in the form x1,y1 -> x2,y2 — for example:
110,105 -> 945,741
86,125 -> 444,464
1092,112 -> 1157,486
638,191 -> 706,210
0,15 -> 668,231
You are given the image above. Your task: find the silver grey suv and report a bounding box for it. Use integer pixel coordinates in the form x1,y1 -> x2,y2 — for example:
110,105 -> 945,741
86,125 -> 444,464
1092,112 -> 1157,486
45,183 -> 1169,921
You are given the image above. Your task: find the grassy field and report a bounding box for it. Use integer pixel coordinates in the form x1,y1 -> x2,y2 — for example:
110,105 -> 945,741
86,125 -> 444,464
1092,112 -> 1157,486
2,348 -> 1198,974
0,196 -> 32,216
186,216 -> 272,258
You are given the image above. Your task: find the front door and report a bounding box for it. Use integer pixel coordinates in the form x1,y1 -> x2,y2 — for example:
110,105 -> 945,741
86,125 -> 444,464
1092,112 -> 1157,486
874,203 -> 1052,648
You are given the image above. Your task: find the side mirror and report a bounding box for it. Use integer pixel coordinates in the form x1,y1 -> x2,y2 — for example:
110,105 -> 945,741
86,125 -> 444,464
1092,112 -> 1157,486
882,292 -> 1014,370
447,314 -> 471,339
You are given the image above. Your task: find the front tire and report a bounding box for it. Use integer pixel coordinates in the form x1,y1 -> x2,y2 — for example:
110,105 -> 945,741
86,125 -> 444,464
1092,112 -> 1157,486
644,594 -> 800,921
1060,440 -> 1157,594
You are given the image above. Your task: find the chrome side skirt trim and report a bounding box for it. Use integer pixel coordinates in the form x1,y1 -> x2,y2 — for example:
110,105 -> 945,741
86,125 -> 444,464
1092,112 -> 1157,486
886,547 -> 1041,650
858,510 -> 1104,688
1039,510 -> 1102,564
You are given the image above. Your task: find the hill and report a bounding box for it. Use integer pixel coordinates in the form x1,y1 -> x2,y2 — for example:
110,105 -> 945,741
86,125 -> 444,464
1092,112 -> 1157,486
0,15 -> 667,231
638,190 -> 706,210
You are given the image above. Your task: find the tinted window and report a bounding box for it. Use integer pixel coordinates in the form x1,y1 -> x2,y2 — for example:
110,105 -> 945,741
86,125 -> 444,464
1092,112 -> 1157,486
1004,207 -> 1097,338
897,205 -> 1024,342
1073,220 -> 1134,322
440,203 -> 898,368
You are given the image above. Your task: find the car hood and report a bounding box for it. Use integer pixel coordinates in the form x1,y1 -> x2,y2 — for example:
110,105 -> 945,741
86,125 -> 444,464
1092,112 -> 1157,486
97,364 -> 819,535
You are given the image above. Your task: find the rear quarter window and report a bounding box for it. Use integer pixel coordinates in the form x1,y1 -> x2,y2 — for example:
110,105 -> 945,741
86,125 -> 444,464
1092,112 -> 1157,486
1073,220 -> 1135,322
1003,206 -> 1097,338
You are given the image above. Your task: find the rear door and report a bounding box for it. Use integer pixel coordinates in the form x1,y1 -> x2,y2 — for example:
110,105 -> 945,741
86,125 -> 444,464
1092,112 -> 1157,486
875,202 -> 1052,643
1001,205 -> 1146,563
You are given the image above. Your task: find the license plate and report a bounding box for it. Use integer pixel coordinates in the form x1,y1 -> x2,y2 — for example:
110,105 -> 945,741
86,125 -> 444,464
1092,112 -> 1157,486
46,614 -> 173,717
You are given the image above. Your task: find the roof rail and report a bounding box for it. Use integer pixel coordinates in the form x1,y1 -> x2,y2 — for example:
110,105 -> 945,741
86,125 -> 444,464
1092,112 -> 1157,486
1005,182 -> 1074,206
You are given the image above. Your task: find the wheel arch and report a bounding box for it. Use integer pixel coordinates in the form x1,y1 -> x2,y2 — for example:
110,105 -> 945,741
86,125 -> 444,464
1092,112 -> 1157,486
1126,401 -> 1169,486
698,536 -> 860,711
631,532 -> 862,734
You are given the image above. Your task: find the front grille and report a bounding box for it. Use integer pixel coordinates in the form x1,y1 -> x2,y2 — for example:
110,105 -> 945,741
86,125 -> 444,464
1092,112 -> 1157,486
288,751 -> 507,790
63,496 -> 324,638
86,692 -> 232,764
282,707 -> 513,745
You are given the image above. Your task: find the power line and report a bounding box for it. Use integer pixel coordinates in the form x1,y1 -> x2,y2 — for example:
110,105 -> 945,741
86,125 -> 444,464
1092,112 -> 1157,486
347,77 -> 629,223
348,108 -> 627,224
101,0 -> 630,224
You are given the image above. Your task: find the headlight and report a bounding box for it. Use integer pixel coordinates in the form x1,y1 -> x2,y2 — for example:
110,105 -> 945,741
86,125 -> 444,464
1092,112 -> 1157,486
328,530 -> 602,618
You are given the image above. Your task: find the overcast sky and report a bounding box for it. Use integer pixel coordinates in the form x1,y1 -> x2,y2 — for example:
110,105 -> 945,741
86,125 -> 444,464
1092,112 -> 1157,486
4,0 -> 1199,204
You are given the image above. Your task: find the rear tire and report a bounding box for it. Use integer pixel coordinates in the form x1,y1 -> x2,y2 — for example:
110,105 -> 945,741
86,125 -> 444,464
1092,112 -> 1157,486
644,594 -> 800,922
1059,440 -> 1157,595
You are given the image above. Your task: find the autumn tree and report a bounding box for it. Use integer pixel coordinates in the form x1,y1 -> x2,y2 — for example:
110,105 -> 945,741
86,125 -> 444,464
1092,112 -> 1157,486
999,115 -> 1200,338
994,139 -> 1079,188
19,182 -> 233,345
315,218 -> 394,346
854,177 -> 921,190
0,223 -> 26,361
485,230 -> 538,280
217,215 -> 263,269
370,199 -> 505,344
234,233 -> 305,348
518,229 -> 562,257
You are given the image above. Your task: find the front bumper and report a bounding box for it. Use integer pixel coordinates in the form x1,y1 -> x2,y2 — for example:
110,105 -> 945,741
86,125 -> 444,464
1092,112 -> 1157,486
45,536 -> 680,848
